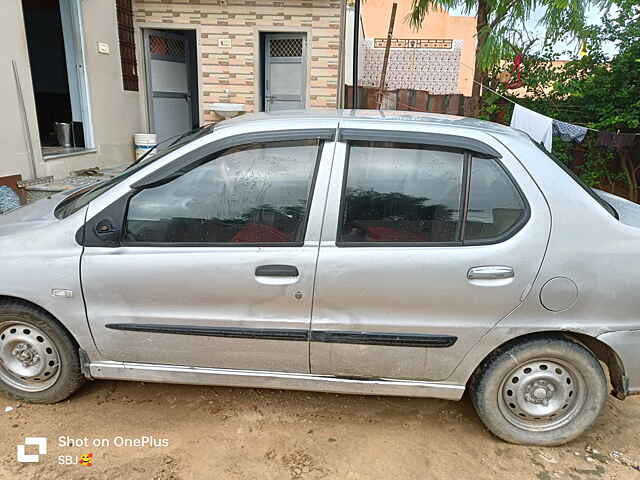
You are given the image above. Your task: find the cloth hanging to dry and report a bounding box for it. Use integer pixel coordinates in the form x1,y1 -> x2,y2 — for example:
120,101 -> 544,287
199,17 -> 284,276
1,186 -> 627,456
552,120 -> 588,143
510,104 -> 553,151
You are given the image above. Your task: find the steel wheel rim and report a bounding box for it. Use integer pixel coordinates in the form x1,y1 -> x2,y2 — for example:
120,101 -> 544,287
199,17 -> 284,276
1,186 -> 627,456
0,320 -> 61,392
497,357 -> 586,432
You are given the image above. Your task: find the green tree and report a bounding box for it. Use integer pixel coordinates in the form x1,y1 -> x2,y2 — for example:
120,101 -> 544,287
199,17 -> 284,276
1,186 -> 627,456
408,0 -> 613,116
482,0 -> 640,200
549,1 -> 640,130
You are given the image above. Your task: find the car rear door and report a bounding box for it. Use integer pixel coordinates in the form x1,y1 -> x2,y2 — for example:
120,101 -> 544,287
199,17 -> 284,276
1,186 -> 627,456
310,124 -> 551,381
81,129 -> 336,373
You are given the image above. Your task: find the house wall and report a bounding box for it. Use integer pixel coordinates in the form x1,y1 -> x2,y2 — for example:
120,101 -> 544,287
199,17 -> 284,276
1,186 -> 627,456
44,0 -> 143,179
0,0 -> 42,180
343,5 -> 366,87
359,39 -> 464,95
360,0 -> 476,96
134,0 -> 342,121
0,0 -> 142,181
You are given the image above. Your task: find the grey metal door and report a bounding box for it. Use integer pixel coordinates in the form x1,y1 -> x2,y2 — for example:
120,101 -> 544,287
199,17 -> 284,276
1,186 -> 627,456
144,30 -> 193,142
264,34 -> 306,111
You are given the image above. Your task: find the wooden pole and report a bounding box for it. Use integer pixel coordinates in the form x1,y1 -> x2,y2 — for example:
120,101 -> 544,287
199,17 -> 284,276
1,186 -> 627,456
377,2 -> 397,109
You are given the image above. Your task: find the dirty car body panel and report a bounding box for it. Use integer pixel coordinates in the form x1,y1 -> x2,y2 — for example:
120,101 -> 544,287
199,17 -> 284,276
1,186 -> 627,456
0,110 -> 639,404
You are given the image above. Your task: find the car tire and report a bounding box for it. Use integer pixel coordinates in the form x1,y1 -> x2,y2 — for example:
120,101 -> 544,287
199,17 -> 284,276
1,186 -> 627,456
0,300 -> 84,403
470,336 -> 607,446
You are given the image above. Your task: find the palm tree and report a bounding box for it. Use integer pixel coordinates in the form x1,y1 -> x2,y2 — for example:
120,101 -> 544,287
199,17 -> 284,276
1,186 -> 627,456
408,0 -> 612,116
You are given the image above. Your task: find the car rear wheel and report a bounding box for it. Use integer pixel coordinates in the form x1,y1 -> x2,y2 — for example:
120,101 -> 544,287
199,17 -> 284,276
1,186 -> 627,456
0,301 -> 84,403
470,336 -> 607,445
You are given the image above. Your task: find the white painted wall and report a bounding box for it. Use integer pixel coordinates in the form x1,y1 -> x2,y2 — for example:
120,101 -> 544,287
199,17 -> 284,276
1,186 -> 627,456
0,0 -> 143,181
43,0 -> 143,179
0,0 -> 42,180
343,6 -> 366,87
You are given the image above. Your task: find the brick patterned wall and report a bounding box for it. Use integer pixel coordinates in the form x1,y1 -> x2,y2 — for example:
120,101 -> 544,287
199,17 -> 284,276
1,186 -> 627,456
134,0 -> 341,121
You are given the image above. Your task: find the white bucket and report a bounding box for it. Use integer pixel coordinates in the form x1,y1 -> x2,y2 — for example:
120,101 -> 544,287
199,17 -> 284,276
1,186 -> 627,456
134,133 -> 158,160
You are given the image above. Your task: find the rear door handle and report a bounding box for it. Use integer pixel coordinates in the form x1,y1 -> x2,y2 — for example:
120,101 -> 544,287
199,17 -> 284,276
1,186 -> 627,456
255,265 -> 299,277
467,266 -> 514,280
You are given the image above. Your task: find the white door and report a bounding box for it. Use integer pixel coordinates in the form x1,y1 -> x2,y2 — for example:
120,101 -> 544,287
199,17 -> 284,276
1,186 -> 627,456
264,34 -> 306,111
144,30 -> 193,142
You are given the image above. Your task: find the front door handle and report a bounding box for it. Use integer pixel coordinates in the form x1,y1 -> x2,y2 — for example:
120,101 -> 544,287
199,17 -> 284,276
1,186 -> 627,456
255,265 -> 299,277
467,266 -> 514,280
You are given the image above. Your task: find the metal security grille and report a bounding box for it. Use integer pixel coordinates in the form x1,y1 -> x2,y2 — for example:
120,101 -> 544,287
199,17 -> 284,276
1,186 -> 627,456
116,0 -> 138,91
149,35 -> 186,59
270,38 -> 303,58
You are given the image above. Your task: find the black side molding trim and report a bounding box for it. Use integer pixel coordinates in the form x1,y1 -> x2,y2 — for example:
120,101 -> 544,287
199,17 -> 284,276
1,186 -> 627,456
105,324 -> 309,341
105,324 -> 457,348
310,331 -> 457,348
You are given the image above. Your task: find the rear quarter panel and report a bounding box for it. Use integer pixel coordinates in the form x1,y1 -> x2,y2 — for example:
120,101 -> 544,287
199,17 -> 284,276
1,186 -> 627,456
449,133 -> 640,385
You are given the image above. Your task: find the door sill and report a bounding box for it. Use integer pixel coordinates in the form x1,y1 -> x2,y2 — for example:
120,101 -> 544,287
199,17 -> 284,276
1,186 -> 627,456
88,361 -> 465,401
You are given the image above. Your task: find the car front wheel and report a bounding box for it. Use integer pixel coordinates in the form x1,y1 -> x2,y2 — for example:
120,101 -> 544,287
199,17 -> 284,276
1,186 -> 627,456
0,301 -> 84,403
470,336 -> 607,446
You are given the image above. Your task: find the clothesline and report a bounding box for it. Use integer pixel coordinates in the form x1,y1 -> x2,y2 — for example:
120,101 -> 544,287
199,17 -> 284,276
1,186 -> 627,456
472,78 -> 600,132
457,59 -> 604,131
382,60 -> 637,142
456,60 -> 640,149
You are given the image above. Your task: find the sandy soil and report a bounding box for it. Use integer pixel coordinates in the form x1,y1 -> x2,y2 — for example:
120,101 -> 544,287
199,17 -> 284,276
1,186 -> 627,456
1,380 -> 640,479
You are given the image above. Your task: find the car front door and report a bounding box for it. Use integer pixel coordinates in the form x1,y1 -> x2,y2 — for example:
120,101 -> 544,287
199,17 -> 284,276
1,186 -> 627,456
81,133 -> 334,373
310,125 -> 551,381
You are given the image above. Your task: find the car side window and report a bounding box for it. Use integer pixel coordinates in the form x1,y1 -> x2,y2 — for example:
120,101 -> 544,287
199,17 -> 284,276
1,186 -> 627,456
464,157 -> 526,242
338,142 -> 528,246
338,141 -> 465,244
124,139 -> 320,245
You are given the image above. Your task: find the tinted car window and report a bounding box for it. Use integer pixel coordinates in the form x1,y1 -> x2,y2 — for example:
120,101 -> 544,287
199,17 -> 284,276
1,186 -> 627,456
339,142 -> 464,244
54,124 -> 215,220
124,140 -> 319,244
464,157 -> 526,241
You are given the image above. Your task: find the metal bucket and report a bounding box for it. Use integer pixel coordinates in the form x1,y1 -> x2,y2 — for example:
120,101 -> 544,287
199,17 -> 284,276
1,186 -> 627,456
54,122 -> 72,147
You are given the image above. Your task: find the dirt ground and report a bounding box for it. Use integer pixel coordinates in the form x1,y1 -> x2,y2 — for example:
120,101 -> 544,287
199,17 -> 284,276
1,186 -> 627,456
1,380 -> 640,480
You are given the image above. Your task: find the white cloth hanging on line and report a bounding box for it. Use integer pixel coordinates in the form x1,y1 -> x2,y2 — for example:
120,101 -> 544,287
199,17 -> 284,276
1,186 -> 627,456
510,104 -> 553,151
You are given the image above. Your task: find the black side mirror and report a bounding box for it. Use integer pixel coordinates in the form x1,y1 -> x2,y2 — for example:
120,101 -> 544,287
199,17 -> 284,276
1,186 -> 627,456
77,192 -> 132,248
94,218 -> 121,246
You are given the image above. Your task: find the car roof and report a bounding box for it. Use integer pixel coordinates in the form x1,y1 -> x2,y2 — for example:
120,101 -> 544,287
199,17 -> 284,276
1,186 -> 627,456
217,108 -> 524,139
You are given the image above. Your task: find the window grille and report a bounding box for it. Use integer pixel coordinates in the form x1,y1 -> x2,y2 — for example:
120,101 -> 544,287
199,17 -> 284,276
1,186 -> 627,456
116,0 -> 139,91
270,38 -> 303,58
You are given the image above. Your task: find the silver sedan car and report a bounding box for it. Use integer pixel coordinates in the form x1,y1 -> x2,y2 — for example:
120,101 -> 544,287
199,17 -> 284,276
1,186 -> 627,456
1,110 -> 639,446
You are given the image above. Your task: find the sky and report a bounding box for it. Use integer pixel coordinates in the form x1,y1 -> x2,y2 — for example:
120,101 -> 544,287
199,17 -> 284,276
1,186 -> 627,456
450,4 -> 618,58
526,5 -> 618,57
